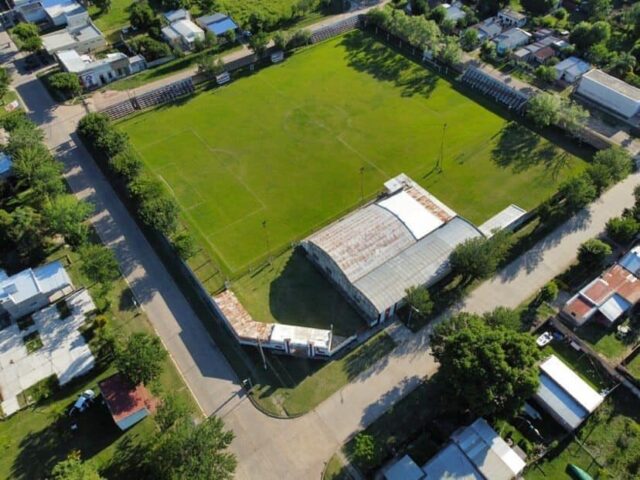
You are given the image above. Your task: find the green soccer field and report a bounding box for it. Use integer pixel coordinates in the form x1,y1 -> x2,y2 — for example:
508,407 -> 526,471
120,31 -> 587,276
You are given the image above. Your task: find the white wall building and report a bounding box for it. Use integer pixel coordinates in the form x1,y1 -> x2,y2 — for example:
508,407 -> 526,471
0,261 -> 72,322
554,56 -> 591,84
494,28 -> 531,55
577,69 -> 640,119
476,17 -> 503,42
14,0 -> 86,27
497,8 -> 527,28
57,49 -> 146,89
42,16 -> 105,54
162,18 -> 204,51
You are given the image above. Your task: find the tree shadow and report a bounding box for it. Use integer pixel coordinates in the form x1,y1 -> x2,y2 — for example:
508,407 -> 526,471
339,32 -> 438,99
491,123 -> 541,172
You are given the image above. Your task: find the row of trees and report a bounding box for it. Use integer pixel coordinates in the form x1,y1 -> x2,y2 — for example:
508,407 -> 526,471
605,185 -> 640,246
527,92 -> 589,137
78,113 -> 197,259
367,7 -> 462,66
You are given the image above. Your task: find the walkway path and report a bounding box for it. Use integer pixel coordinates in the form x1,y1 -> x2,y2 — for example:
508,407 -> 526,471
3,21 -> 640,480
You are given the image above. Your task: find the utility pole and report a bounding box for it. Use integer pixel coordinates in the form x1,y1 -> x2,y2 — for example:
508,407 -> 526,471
437,123 -> 447,173
359,166 -> 365,201
262,220 -> 271,264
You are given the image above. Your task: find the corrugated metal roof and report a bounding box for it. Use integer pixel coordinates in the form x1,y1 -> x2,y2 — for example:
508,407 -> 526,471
536,372 -> 587,431
479,204 -> 526,237
354,217 -> 482,312
540,355 -> 603,413
377,191 -> 443,240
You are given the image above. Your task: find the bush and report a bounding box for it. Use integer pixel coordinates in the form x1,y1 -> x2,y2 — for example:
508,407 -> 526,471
578,238 -> 612,268
539,281 -> 559,302
558,175 -> 597,213
129,36 -> 171,61
606,216 -> 640,245
48,72 -> 82,98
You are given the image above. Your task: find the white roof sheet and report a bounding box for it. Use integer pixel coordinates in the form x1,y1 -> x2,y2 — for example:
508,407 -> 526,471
57,49 -> 88,72
619,246 -> 640,276
170,19 -> 203,39
0,261 -> 70,305
385,455 -> 424,480
377,191 -> 443,240
540,355 -> 604,413
582,69 -> 640,102
270,324 -> 330,349
598,293 -> 631,323
422,443 -> 482,480
536,372 -> 588,430
479,204 -> 526,237
42,0 -> 85,20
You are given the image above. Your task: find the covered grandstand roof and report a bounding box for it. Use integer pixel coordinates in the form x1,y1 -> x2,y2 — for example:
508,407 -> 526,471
304,174 -> 483,315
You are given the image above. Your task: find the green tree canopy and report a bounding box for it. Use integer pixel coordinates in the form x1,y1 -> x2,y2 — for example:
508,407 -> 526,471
450,231 -> 512,281
51,451 -> 103,480
79,243 -> 120,287
521,0 -> 558,15
405,285 -> 433,323
44,195 -> 93,246
48,72 -> 82,98
431,312 -> 541,417
558,175 -> 597,213
115,332 -> 167,385
527,92 -> 561,127
606,216 -> 639,245
578,238 -> 612,269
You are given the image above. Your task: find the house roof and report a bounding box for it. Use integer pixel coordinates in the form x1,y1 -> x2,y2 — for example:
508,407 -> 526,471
0,261 -> 71,306
99,373 -> 157,424
533,45 -> 555,61
479,204 -> 526,237
197,13 -> 238,36
164,8 -> 188,22
581,69 -> 640,102
499,8 -> 526,21
619,246 -> 640,276
554,56 -> 590,77
305,174 -> 482,314
385,455 -> 425,480
495,28 -> 531,45
443,2 -> 466,22
422,418 -> 525,480
41,0 -> 85,21
42,21 -> 103,53
536,371 -> 589,430
540,355 -> 604,413
166,19 -> 203,40
214,290 -> 273,343
0,152 -> 12,175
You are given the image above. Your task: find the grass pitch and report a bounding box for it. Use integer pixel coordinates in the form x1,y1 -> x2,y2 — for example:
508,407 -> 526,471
120,31 -> 587,276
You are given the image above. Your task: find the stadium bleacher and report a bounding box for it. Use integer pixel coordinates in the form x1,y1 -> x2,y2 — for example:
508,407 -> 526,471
460,67 -> 529,113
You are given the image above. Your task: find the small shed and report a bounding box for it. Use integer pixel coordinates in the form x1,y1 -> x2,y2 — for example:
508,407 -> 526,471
99,373 -> 157,431
479,205 -> 527,238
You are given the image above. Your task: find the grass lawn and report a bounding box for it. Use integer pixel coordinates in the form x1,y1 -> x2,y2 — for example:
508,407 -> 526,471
119,31 -> 587,277
576,319 -> 637,364
0,90 -> 21,118
544,341 -> 612,392
526,390 -> 640,480
89,0 -> 131,35
0,245 -> 199,479
233,249 -> 365,336
324,454 -> 351,480
627,353 -> 640,380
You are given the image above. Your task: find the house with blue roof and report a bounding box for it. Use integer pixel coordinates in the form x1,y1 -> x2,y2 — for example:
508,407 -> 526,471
196,13 -> 239,39
0,152 -> 12,180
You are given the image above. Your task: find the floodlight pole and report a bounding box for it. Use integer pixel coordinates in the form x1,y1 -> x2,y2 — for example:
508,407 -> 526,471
359,166 -> 365,201
437,123 -> 447,173
262,220 -> 271,264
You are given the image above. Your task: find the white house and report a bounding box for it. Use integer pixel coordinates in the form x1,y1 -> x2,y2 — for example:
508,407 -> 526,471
577,69 -> 640,119
42,16 -> 105,54
162,18 -> 204,51
57,49 -> 146,89
494,28 -> 531,55
554,56 -> 591,84
534,355 -> 604,431
385,418 -> 526,480
497,8 -> 527,28
163,8 -> 189,23
0,261 -> 72,321
14,0 -> 86,27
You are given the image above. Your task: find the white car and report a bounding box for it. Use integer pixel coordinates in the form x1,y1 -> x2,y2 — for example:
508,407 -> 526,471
68,389 -> 96,415
536,331 -> 553,348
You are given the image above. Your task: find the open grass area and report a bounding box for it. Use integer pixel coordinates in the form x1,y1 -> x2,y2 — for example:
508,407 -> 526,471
0,90 -> 21,118
627,352 -> 640,379
119,31 -> 587,278
89,0 -> 132,34
576,319 -> 638,364
233,249 -> 365,336
544,341 -> 612,392
526,390 -> 640,480
0,245 -> 199,479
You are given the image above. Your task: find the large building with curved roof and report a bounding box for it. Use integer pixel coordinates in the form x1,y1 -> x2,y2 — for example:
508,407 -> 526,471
302,174 -> 483,324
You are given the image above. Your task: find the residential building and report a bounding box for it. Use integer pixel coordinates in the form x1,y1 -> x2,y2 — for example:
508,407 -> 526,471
576,69 -> 640,119
385,418 -> 526,480
302,174 -> 483,324
562,253 -> 640,327
476,17 -> 503,42
497,8 -> 527,28
213,289 -> 349,358
442,2 -> 466,23
14,0 -> 86,27
163,8 -> 189,23
162,17 -> 204,51
554,56 -> 591,83
494,28 -> 531,55
99,373 -> 157,430
41,16 -> 105,55
57,49 -> 146,89
196,12 -> 239,37
0,152 -> 12,180
0,261 -> 72,321
533,355 -> 604,431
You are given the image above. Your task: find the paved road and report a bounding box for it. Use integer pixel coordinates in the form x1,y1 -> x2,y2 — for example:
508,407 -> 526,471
4,22 -> 640,480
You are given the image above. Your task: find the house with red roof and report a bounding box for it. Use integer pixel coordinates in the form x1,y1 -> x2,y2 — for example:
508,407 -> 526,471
99,373 -> 158,431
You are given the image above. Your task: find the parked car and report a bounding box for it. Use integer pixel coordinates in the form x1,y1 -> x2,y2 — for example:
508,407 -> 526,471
68,389 -> 96,415
536,331 -> 553,347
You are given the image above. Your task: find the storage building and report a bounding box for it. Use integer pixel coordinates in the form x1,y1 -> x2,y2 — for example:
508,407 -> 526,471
577,69 -> 640,118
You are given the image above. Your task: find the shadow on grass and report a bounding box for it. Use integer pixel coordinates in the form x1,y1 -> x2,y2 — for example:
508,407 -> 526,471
339,32 -> 438,99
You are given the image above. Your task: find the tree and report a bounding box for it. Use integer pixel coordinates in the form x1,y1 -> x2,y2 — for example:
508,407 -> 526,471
460,28 -> 479,51
6,123 -> 44,156
578,238 -> 612,268
606,216 -> 640,245
431,313 -> 541,417
109,147 -> 142,181
12,23 -> 42,52
527,92 -> 561,127
116,332 -> 167,385
608,52 -> 636,77
197,53 -> 226,78
155,394 -> 191,433
129,2 -> 155,30
93,0 -> 112,12
78,112 -> 110,140
44,195 -> 93,246
430,5 -> 447,24
557,100 -> 588,137
584,0 -> 611,21
450,231 -> 512,281
51,451 -> 103,480
129,175 -> 179,235
521,0 -> 558,15
558,175 -> 597,213
248,32 -> 269,57
150,416 -> 236,480
405,286 -> 433,324
48,72 -> 82,98
5,206 -> 46,259
437,36 -> 462,66
352,433 -> 378,469
129,36 -> 171,61
0,67 -> 10,101
538,281 -> 559,303
570,21 -> 610,51
272,31 -> 289,51
592,146 -> 632,183
79,243 -> 120,288
535,65 -> 556,84
95,129 -> 128,159
11,144 -> 65,202
171,231 -> 197,259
